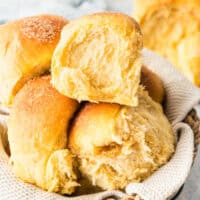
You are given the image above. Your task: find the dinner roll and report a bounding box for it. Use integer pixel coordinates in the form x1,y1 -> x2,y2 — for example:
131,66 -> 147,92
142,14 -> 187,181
8,76 -> 79,194
52,12 -> 143,106
140,66 -> 165,104
69,87 -> 175,190
134,0 -> 200,86
0,15 -> 67,105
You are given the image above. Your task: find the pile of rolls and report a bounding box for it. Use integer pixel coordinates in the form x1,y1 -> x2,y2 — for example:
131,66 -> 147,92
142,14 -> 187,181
0,13 -> 175,195
134,0 -> 200,87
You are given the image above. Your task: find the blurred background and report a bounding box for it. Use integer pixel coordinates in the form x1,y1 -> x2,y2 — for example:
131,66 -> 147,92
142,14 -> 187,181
0,0 -> 199,200
0,0 -> 133,22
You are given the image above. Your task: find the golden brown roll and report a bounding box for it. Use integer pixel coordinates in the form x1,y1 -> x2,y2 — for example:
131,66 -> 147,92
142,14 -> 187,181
51,12 -> 143,106
69,87 -> 175,190
134,0 -> 200,86
140,66 -> 165,104
8,76 -> 79,194
0,15 -> 67,105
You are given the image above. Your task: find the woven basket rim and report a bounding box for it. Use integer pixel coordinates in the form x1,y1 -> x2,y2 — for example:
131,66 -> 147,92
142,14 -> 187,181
184,109 -> 200,160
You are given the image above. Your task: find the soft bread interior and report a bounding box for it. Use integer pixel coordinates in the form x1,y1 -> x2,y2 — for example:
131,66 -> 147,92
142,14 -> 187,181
46,149 -> 79,194
69,87 -> 175,190
52,13 -> 143,106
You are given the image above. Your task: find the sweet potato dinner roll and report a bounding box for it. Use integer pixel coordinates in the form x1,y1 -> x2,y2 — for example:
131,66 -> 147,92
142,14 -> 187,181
134,0 -> 200,86
69,87 -> 175,190
51,12 -> 143,106
8,76 -> 79,194
140,66 -> 165,104
0,15 -> 67,105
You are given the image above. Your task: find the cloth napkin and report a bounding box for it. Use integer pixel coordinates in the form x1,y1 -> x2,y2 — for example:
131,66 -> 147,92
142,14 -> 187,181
0,49 -> 200,200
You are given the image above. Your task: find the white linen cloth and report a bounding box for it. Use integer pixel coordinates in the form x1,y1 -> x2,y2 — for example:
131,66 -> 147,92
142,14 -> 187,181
0,49 -> 200,200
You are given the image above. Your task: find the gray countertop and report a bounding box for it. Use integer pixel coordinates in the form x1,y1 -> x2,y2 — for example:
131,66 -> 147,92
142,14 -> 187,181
176,147 -> 200,200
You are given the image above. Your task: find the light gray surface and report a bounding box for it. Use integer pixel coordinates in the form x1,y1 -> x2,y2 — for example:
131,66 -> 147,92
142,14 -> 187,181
0,0 -> 199,199
0,0 -> 133,21
175,105 -> 200,200
176,147 -> 200,200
